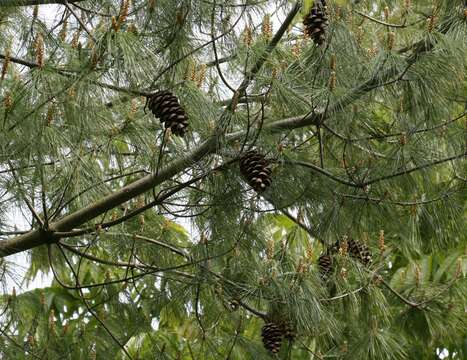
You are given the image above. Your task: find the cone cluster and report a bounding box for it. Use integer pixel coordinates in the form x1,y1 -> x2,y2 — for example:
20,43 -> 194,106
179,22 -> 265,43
303,0 -> 329,45
332,238 -> 372,265
147,90 -> 188,136
261,322 -> 285,354
318,238 -> 372,278
239,150 -> 272,192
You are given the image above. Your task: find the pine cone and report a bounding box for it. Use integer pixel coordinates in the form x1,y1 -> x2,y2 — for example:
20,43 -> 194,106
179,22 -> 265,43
348,238 -> 372,266
282,321 -> 296,341
318,253 -> 333,278
239,150 -> 272,192
261,322 -> 283,354
147,90 -> 188,136
303,0 -> 328,45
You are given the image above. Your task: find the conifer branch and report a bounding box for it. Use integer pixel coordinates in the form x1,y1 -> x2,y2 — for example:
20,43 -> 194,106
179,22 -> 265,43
379,278 -> 422,308
0,75 -> 457,257
289,152 -> 466,188
0,4 -> 459,259
117,233 -> 189,259
59,242 -> 154,270
62,0 -> 95,42
285,159 -> 359,187
354,10 -> 421,28
6,161 -> 44,228
47,261 -> 182,290
150,5 -> 249,88
334,190 -> 458,207
330,112 -> 466,142
0,331 -> 42,360
0,0 -> 83,6
279,208 -> 319,239
236,299 -> 267,319
54,242 -> 196,290
362,152 -> 467,186
0,53 -> 152,97
0,53 -> 38,69
224,1 -> 302,113
55,244 -> 135,360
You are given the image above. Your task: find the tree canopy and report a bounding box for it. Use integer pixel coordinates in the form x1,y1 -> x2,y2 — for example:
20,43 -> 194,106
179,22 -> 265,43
0,0 -> 466,359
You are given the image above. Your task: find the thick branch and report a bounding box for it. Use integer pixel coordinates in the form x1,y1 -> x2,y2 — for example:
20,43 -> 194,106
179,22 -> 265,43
0,137 -> 217,257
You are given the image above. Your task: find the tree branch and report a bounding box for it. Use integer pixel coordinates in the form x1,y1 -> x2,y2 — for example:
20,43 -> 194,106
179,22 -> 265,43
354,9 -> 421,28
285,159 -> 359,187
63,0 -> 95,42
0,0 -> 83,6
0,72 -> 435,257
362,152 -> 466,187
1,3 -> 450,258
289,152 -> 466,188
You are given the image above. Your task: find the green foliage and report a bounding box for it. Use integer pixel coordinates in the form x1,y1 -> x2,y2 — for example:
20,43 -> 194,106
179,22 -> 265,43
0,0 -> 466,359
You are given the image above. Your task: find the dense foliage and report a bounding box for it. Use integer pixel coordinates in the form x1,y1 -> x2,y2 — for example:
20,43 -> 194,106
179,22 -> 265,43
0,0 -> 466,359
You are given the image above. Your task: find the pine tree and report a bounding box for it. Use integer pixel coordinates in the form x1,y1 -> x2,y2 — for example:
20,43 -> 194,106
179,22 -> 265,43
0,1 -> 466,359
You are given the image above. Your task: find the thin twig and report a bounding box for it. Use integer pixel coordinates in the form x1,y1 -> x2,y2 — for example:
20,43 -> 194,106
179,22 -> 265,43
7,161 -> 44,228
0,0 -> 84,6
379,278 -> 421,308
62,0 -> 96,42
354,10 -> 418,28
56,244 -> 134,360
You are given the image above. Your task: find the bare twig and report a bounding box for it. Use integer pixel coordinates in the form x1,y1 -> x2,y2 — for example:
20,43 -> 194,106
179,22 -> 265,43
55,244 -> 134,360
62,0 -> 96,42
7,161 -> 44,228
0,0 -> 84,6
354,9 -> 421,28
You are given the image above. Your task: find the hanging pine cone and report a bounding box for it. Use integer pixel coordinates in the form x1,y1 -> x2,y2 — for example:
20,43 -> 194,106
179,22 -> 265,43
348,238 -> 373,266
282,321 -> 296,341
318,253 -> 333,279
303,0 -> 328,45
261,322 -> 283,354
239,150 -> 272,192
147,90 -> 188,136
